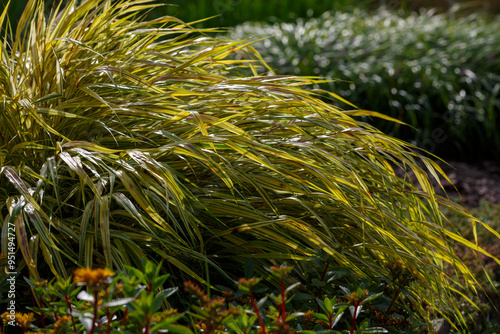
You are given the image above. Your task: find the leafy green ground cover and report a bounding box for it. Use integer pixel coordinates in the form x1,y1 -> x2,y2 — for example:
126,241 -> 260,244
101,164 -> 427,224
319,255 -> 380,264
227,9 -> 500,161
2,260 -> 438,333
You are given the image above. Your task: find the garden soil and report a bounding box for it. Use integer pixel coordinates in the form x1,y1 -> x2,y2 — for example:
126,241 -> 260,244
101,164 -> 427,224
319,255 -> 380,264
433,160 -> 500,208
395,159 -> 500,208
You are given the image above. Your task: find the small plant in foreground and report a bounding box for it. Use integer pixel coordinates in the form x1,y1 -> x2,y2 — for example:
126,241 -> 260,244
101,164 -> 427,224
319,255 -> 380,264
24,260 -> 187,334
185,280 -> 239,333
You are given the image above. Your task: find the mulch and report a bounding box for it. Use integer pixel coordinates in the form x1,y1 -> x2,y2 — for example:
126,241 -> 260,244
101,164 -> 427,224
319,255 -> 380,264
426,160 -> 500,208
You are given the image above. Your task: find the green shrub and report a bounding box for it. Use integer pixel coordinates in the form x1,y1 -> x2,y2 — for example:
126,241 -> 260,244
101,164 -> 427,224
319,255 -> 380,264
227,9 -> 500,161
0,0 -> 498,327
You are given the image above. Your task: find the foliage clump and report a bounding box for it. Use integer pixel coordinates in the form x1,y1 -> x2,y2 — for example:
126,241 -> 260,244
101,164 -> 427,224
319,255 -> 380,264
3,261 -> 439,333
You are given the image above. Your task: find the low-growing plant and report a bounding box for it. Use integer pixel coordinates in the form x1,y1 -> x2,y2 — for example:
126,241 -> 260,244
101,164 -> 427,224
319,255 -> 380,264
2,261 -> 439,333
19,260 -> 187,334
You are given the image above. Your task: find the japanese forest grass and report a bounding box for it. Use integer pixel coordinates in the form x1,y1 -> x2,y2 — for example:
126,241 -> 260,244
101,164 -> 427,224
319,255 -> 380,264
0,0 -> 498,325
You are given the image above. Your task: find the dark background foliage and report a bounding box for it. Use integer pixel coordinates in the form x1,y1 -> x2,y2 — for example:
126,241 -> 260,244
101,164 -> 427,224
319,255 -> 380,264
4,0 -> 500,27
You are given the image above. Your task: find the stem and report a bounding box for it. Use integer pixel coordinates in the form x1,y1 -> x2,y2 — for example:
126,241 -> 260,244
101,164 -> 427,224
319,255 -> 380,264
122,308 -> 128,326
350,303 -> 358,334
65,295 -> 78,334
387,289 -> 400,314
144,314 -> 150,334
89,290 -> 99,334
249,287 -> 267,334
50,296 -> 59,321
317,263 -> 329,312
38,297 -> 46,328
280,276 -> 286,325
205,320 -> 213,334
106,307 -> 111,334
105,286 -> 111,334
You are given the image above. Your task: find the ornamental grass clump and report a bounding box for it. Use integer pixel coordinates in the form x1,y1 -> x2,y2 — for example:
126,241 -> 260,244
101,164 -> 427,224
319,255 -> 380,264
0,0 -> 498,327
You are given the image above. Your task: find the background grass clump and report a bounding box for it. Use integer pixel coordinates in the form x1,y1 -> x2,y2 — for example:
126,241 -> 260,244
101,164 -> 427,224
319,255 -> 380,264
2,0 -> 372,28
227,8 -> 500,162
1,0 -> 499,330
